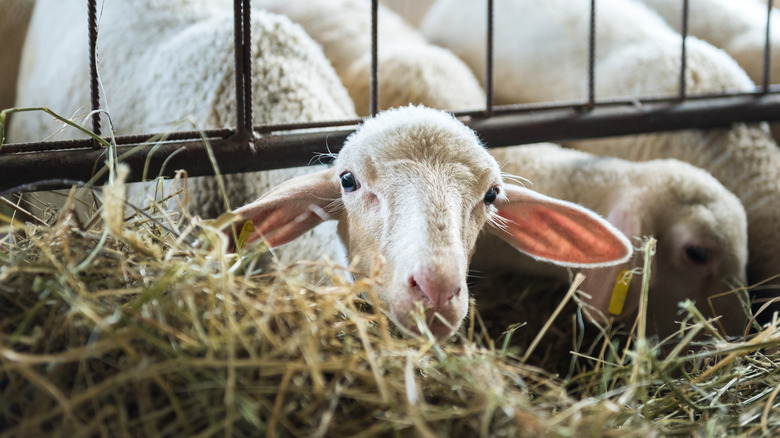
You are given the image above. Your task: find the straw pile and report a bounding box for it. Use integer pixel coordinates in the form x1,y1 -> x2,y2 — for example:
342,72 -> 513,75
1,162 -> 780,437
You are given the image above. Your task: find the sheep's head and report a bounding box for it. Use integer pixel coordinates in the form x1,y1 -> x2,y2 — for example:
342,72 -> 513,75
234,106 -> 632,339
580,161 -> 749,339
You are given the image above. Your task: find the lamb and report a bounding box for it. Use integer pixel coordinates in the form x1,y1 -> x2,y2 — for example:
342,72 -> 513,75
255,0 -> 486,116
10,0 -> 358,266
421,0 -> 780,315
636,0 -> 778,90
11,2 -> 632,339
474,143 -> 749,339
234,105 -> 633,339
636,0 -> 780,144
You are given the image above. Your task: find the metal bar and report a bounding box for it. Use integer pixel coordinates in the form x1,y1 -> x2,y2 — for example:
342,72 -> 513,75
4,93 -> 780,193
485,0 -> 494,117
471,85 -> 780,115
0,128 -> 355,193
87,0 -> 101,141
2,129 -> 234,154
5,86 -> 780,154
587,0 -> 596,109
241,0 -> 253,130
1,118 -> 365,154
233,0 -> 247,135
370,0 -> 379,117
679,0 -> 689,100
470,93 -> 780,146
764,0 -> 774,93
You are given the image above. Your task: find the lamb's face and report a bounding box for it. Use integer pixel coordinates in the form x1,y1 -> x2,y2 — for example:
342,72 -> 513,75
235,107 -> 632,340
648,191 -> 749,337
334,108 -> 502,338
587,171 -> 749,339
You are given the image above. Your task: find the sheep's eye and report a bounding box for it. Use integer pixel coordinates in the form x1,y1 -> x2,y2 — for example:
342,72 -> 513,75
340,171 -> 360,192
684,245 -> 711,265
484,186 -> 499,205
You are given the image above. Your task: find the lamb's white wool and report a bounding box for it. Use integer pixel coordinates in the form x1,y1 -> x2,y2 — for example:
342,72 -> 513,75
477,143 -> 748,338
235,106 -> 633,339
379,0 -> 436,27
637,0 -> 779,89
422,0 -> 755,103
11,0 -> 357,266
0,0 -> 35,113
256,0 -> 485,116
422,0 -> 780,305
636,0 -> 780,144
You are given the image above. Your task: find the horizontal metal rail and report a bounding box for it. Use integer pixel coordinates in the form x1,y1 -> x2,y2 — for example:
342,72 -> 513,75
5,86 -> 778,155
2,92 -> 780,193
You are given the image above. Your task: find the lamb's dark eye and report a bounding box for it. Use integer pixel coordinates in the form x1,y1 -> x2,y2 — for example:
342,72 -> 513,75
685,245 -> 712,265
484,186 -> 499,204
340,171 -> 360,192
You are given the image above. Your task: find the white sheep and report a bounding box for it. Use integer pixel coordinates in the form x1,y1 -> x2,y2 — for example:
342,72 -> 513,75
11,0 -> 358,266
255,0 -> 486,116
11,2 -> 632,339
0,0 -> 35,112
636,0 -> 780,144
475,143 -> 748,338
637,0 -> 779,89
421,0 -> 780,313
234,105 -> 633,338
379,0 -> 436,27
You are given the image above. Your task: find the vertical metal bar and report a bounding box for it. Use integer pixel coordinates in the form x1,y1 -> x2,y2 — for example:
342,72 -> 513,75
370,0 -> 379,117
485,0 -> 494,117
88,0 -> 101,142
587,0 -> 596,109
233,0 -> 246,134
763,0 -> 774,93
679,0 -> 689,100
242,0 -> 253,130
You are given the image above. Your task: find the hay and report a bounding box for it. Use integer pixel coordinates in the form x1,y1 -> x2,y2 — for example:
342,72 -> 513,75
1,165 -> 780,437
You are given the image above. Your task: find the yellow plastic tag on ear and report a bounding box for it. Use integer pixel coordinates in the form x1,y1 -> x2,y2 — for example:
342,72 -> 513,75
608,270 -> 633,316
236,220 -> 254,251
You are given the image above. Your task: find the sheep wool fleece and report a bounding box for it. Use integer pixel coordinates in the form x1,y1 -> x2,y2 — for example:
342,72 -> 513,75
422,0 -> 780,291
12,0 -> 357,266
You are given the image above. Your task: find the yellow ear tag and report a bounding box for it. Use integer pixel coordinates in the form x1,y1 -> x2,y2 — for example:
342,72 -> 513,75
236,220 -> 254,251
608,270 -> 633,316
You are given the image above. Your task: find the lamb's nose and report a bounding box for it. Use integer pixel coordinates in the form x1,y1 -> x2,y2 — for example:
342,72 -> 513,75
408,274 -> 461,310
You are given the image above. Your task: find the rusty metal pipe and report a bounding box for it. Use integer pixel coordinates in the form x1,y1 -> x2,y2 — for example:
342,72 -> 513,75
88,0 -> 101,142
241,0 -> 253,131
3,93 -> 780,193
5,88 -> 779,154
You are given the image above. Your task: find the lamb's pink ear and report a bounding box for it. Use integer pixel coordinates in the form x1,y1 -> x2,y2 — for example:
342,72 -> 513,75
232,168 -> 341,248
486,184 -> 632,267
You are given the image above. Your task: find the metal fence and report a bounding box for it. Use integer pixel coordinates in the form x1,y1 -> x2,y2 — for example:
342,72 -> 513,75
1,0 -> 779,194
